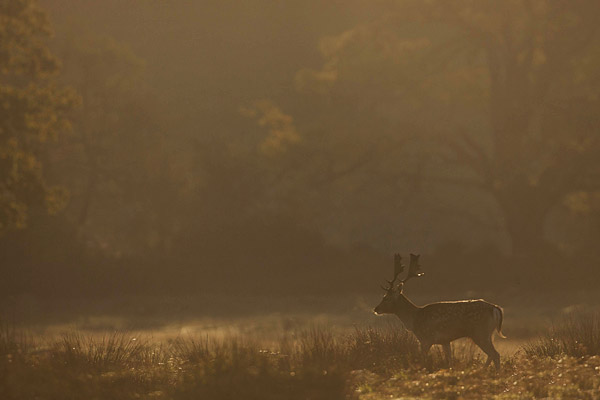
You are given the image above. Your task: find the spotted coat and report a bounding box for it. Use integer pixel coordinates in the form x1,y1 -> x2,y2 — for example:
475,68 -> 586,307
374,292 -> 505,370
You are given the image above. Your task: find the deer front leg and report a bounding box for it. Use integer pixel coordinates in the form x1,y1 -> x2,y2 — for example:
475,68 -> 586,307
420,341 -> 433,370
420,341 -> 432,356
442,342 -> 452,368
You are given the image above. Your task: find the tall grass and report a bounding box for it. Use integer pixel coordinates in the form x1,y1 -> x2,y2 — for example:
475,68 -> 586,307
0,319 -> 498,400
0,320 -> 29,357
169,326 -> 427,399
524,312 -> 600,358
0,324 -> 429,400
347,326 -> 421,372
56,332 -> 160,369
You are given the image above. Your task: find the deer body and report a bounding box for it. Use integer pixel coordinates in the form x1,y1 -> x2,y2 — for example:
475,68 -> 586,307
374,254 -> 505,370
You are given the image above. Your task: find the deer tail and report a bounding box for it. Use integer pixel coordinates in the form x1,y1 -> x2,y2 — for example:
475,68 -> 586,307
493,305 -> 506,339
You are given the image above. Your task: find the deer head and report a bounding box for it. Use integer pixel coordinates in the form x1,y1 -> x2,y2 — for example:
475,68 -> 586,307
373,253 -> 423,315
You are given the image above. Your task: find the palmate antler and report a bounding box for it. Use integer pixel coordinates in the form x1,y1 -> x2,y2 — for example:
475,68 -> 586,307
404,253 -> 424,283
382,253 -> 424,291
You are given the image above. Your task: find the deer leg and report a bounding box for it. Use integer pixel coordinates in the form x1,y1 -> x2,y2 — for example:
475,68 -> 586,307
442,342 -> 452,368
420,342 -> 433,370
473,336 -> 500,371
421,342 -> 432,356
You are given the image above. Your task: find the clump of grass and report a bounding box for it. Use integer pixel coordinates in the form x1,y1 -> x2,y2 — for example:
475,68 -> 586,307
524,312 -> 600,358
170,335 -> 210,363
284,325 -> 424,374
170,332 -> 347,400
55,332 -> 156,370
296,327 -> 344,369
346,326 -> 421,372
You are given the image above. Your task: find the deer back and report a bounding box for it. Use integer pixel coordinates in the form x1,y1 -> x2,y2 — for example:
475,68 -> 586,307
413,299 -> 501,344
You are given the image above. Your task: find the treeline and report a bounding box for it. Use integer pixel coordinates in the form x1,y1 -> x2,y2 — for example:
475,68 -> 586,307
1,0 -> 600,301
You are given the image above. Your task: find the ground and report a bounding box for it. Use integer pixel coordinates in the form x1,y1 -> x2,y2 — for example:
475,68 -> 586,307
2,295 -> 600,399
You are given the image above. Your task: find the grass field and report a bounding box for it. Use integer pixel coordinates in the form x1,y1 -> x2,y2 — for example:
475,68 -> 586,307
2,299 -> 600,399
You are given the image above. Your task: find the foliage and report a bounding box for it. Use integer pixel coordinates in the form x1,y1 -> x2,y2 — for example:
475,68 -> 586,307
3,1 -> 600,300
287,0 -> 600,257
51,26 -> 177,254
0,0 -> 77,232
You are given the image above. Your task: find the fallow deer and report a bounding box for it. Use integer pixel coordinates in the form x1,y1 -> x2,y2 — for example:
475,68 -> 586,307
373,254 -> 505,370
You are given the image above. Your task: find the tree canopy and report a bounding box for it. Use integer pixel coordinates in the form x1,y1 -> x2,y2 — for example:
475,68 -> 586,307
0,0 -> 77,232
2,0 -> 600,298
288,0 -> 600,257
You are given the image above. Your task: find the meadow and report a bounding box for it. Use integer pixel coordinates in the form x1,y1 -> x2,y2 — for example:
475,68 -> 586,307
2,296 -> 600,399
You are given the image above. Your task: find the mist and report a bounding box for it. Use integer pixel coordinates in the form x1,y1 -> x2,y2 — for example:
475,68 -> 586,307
0,0 -> 598,306
3,1 -> 600,398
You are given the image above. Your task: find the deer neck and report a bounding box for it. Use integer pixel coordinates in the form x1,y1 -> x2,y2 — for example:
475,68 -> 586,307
393,294 -> 420,331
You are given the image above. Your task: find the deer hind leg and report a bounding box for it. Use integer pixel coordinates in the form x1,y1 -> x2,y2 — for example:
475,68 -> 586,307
472,336 -> 500,371
442,343 -> 452,368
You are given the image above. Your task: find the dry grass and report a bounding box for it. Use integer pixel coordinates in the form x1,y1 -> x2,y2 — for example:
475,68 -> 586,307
0,324 -> 421,400
524,312 -> 600,358
3,313 -> 600,399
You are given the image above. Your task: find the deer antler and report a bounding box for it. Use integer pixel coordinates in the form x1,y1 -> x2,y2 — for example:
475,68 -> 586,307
394,253 -> 404,279
382,253 -> 424,291
382,253 -> 405,291
401,253 -> 424,284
